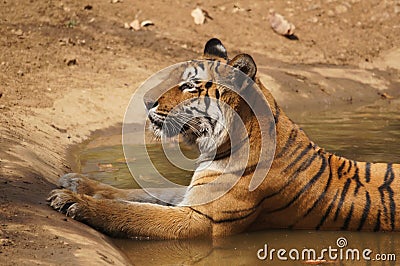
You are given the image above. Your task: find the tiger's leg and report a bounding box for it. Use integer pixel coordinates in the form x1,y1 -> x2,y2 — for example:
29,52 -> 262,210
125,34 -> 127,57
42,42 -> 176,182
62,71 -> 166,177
47,189 -> 212,239
59,173 -> 186,205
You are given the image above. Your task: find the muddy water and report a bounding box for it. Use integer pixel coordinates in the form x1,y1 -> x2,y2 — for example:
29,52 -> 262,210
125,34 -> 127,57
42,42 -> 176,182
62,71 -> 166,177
77,108 -> 400,265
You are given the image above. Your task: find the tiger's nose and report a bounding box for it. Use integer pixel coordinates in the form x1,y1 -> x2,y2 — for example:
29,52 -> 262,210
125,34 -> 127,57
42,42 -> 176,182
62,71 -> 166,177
144,99 -> 158,111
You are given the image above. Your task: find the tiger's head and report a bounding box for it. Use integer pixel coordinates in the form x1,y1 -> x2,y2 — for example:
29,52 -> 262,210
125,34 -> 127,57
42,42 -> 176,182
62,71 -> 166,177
144,38 -> 258,154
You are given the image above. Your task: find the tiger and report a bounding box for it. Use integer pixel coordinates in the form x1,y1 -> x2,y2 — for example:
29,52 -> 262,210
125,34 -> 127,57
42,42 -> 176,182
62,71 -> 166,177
48,38 -> 400,239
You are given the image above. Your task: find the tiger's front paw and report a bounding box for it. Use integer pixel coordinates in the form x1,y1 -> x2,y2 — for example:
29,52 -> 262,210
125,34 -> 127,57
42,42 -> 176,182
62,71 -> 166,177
47,189 -> 87,219
58,173 -> 97,195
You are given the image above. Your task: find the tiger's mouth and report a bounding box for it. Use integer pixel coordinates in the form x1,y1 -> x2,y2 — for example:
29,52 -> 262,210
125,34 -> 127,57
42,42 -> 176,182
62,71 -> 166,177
148,111 -> 188,138
148,111 -> 208,140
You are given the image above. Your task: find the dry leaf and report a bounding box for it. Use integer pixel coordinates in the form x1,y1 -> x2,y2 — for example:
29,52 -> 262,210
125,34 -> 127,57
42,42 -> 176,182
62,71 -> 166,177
378,92 -> 394,99
129,19 -> 141,31
191,7 -> 206,25
140,20 -> 154,27
268,10 -> 295,36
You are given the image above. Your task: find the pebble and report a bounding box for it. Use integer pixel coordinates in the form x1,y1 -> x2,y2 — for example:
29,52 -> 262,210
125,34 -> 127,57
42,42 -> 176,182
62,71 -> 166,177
335,5 -> 348,14
13,29 -> 23,36
327,10 -> 335,17
65,58 -> 77,66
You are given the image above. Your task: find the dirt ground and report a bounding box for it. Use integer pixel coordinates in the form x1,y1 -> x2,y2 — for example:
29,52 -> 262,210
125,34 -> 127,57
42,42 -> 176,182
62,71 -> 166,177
0,0 -> 399,265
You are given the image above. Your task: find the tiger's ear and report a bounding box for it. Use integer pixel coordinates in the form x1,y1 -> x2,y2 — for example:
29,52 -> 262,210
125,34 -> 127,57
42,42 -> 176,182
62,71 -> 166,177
229,54 -> 257,80
203,38 -> 228,60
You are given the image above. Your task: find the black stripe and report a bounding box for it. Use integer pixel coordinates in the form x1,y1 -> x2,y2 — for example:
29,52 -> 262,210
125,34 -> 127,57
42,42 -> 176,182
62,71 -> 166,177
334,178 -> 351,221
222,207 -> 256,214
302,155 -> 333,218
337,160 -> 346,179
346,160 -> 353,174
365,162 -> 371,183
276,128 -> 298,159
197,86 -> 202,98
387,164 -> 396,231
215,60 -> 221,74
189,207 -> 256,224
351,162 -> 364,196
316,190 -> 339,230
282,143 -> 313,173
263,152 -> 318,199
357,191 -> 371,231
190,106 -> 208,116
197,61 -> 205,71
267,157 -> 327,214
215,89 -> 220,99
204,94 -> 210,112
373,210 -> 381,232
341,203 -> 354,230
273,100 -> 280,124
378,163 -> 396,230
287,144 -> 303,158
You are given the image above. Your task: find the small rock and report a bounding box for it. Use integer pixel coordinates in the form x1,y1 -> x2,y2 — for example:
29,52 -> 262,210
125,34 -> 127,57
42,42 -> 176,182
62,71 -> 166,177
84,5 -> 93,10
13,29 -> 23,36
124,22 -> 130,29
310,17 -> 318,23
395,5 -> 400,14
191,7 -> 206,25
268,10 -> 295,36
0,238 -> 14,246
17,70 -> 24,76
129,19 -> 141,31
0,92 -> 3,98
327,10 -> 335,17
0,105 -> 5,109
65,58 -> 77,66
335,5 -> 348,14
111,0 -> 122,3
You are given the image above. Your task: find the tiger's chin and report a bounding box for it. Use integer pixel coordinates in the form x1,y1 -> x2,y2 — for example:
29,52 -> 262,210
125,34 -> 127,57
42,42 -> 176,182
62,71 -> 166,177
149,123 -> 211,152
